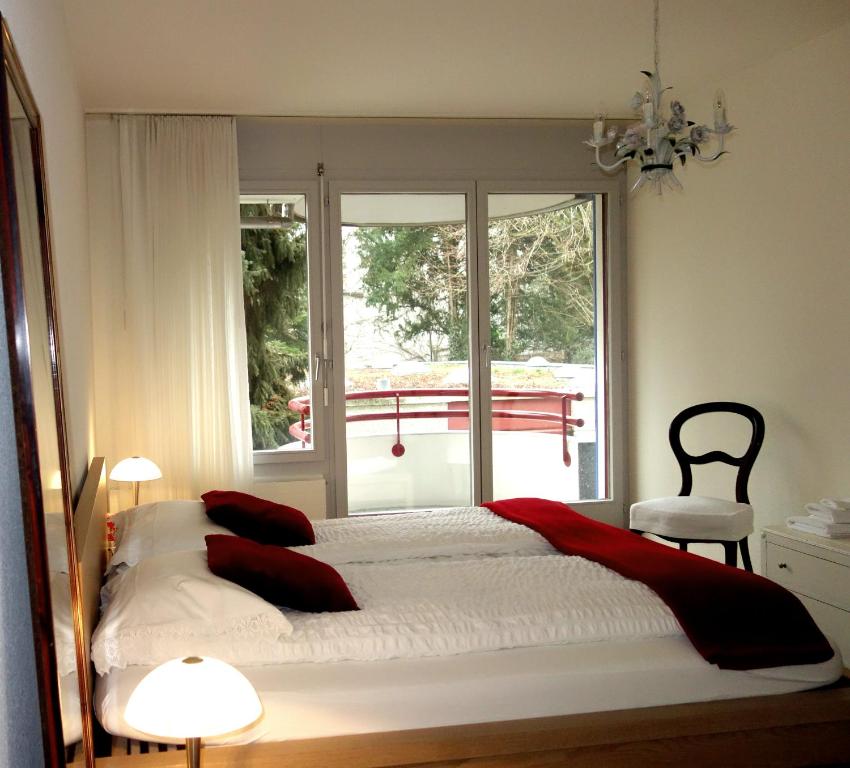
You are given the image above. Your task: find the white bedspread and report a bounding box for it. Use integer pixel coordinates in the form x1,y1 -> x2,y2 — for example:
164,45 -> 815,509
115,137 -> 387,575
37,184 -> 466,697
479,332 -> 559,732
301,506 -> 555,565
108,503 -> 553,574
276,554 -> 681,664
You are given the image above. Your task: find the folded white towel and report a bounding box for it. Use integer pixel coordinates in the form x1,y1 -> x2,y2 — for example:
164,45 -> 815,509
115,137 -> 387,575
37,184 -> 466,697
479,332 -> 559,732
805,502 -> 850,524
820,497 -> 850,513
787,515 -> 850,538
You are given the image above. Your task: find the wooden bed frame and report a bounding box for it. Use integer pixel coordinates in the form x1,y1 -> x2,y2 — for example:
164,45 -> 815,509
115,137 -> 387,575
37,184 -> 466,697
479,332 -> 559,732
75,458 -> 850,768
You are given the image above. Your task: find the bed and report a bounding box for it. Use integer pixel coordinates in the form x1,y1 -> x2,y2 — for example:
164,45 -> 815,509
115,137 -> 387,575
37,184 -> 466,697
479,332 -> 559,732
76,458 -> 850,767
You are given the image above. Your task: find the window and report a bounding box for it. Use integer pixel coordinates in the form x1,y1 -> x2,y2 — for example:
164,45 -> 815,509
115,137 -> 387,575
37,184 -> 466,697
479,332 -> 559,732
338,192 -> 473,513
239,194 -> 315,454
238,160 -> 623,524
486,193 -> 607,502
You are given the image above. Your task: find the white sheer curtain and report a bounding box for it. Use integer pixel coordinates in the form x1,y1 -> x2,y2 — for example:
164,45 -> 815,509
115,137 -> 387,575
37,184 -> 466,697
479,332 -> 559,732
89,115 -> 252,499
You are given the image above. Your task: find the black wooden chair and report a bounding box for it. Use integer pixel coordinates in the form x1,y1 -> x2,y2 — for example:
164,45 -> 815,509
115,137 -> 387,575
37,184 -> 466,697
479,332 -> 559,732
629,402 -> 765,571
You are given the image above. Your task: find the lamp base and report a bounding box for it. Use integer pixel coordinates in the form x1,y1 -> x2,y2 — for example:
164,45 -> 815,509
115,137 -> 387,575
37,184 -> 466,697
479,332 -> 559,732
185,737 -> 201,768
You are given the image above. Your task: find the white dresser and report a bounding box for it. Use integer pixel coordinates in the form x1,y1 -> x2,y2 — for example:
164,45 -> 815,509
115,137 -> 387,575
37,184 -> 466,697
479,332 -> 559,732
762,525 -> 850,669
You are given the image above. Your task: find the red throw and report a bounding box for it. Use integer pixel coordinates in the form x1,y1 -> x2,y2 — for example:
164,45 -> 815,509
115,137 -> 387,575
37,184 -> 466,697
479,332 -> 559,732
483,498 -> 834,670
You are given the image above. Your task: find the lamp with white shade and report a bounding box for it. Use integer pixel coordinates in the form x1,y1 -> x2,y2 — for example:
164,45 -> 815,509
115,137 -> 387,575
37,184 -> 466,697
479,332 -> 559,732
109,455 -> 162,506
124,656 -> 262,768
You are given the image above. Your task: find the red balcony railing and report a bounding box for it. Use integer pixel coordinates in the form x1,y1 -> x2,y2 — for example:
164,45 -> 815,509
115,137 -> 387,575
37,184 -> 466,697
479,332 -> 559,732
288,388 -> 584,466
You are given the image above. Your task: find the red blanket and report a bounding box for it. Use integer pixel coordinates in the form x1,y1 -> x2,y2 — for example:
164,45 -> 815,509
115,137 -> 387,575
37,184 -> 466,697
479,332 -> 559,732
483,498 -> 834,670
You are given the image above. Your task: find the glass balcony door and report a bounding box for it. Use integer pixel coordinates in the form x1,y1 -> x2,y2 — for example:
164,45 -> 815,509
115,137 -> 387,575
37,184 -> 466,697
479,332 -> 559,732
480,192 -> 607,505
327,182 -> 623,521
328,186 -> 479,515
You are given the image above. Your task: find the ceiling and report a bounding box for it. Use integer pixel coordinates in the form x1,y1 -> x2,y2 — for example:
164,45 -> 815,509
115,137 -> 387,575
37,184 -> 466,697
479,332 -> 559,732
62,0 -> 850,118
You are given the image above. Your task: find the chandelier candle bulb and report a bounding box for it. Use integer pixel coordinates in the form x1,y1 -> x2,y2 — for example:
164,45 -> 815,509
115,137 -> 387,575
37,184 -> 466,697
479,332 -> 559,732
593,117 -> 605,142
642,93 -> 654,123
714,90 -> 727,128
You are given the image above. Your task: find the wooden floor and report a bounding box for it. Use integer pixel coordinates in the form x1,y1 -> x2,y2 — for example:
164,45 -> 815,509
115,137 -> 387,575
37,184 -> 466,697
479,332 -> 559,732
95,682 -> 850,768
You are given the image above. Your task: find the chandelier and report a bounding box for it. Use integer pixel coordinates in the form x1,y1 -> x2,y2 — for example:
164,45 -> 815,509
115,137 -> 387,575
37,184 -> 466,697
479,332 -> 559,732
585,0 -> 733,193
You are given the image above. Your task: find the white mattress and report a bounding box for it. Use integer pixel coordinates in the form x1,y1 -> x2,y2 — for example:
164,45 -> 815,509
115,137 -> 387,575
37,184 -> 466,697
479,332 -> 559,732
96,634 -> 842,745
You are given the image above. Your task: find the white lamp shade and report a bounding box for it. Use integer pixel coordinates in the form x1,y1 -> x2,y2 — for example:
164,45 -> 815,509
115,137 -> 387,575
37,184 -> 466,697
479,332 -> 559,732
124,656 -> 262,739
110,456 -> 162,483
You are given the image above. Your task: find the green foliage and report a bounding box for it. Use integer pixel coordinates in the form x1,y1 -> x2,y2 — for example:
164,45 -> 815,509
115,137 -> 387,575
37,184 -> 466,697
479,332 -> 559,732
354,201 -> 596,366
241,204 -> 309,449
355,226 -> 468,360
488,202 -> 596,364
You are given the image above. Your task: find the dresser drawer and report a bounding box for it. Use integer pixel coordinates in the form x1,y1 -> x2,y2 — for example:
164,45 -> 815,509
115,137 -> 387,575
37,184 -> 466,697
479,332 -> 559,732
765,542 -> 850,612
796,594 -> 850,667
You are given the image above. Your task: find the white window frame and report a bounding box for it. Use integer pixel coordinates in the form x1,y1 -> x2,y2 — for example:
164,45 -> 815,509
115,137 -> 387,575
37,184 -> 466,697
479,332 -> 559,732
322,179 -> 625,524
326,180 -> 480,517
241,180 -> 330,475
476,180 -> 626,527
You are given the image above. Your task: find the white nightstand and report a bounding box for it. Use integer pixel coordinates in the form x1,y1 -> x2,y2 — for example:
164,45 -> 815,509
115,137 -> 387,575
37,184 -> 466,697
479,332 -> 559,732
762,525 -> 850,668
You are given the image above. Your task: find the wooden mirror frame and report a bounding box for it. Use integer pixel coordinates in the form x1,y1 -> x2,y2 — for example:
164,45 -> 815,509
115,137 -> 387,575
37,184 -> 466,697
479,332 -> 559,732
0,13 -> 93,766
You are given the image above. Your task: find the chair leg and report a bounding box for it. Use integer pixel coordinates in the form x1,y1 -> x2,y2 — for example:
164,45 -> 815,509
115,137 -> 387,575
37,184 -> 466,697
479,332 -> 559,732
739,538 -> 753,572
678,541 -> 688,552
722,541 -> 737,567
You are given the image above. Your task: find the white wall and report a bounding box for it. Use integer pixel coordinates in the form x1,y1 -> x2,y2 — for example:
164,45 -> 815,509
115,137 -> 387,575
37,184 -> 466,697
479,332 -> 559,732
1,0 -> 93,493
628,21 -> 850,572
0,1 -> 90,765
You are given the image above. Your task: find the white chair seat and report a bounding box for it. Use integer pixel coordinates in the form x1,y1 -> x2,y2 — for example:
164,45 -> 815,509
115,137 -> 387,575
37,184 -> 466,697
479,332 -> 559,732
629,496 -> 754,541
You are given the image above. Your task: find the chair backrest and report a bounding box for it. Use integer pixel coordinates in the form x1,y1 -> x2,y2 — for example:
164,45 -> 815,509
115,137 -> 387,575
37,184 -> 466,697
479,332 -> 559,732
669,402 -> 765,504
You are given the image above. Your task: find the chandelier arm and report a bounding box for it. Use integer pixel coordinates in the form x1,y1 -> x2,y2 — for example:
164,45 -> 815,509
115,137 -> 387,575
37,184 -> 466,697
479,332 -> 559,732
593,144 -> 632,172
693,133 -> 726,163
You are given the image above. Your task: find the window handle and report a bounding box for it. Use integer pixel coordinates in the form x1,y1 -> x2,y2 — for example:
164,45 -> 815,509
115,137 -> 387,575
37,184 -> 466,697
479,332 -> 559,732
314,355 -> 333,383
482,344 -> 492,369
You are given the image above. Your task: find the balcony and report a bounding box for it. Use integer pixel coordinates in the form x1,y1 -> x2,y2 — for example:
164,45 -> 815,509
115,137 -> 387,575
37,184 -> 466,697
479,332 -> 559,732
287,376 -> 597,513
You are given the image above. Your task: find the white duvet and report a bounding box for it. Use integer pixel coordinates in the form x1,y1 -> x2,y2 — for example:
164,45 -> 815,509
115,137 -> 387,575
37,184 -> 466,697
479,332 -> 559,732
99,501 -> 683,674
302,506 -> 555,565
94,547 -> 682,673
109,502 -> 555,573
278,554 -> 681,663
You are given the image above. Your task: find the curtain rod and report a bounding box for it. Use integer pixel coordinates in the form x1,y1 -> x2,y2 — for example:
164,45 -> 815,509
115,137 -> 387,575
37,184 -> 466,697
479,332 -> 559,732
83,112 -> 634,123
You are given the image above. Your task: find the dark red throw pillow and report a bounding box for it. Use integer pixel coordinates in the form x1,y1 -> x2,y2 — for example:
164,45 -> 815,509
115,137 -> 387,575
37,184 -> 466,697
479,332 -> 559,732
202,490 -> 315,546
205,534 -> 359,613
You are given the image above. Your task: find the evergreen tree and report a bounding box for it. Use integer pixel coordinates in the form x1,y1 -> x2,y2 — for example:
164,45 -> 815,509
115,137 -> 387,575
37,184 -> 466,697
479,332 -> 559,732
355,225 -> 468,360
241,204 -> 309,449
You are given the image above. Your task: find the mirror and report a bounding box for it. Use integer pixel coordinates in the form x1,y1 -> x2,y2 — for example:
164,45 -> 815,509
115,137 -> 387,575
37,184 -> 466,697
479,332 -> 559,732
0,16 -> 90,766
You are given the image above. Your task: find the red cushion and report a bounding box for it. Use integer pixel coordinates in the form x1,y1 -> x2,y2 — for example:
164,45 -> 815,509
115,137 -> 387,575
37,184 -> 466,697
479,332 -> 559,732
202,490 -> 315,546
205,535 -> 359,613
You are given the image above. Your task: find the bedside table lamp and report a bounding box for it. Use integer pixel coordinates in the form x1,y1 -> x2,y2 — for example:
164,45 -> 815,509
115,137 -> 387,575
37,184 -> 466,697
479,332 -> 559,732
110,456 -> 162,506
124,656 -> 262,768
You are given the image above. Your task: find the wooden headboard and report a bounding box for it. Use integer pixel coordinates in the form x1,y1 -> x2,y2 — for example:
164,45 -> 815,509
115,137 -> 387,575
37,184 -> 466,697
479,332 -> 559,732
74,456 -> 107,666
74,455 -> 108,748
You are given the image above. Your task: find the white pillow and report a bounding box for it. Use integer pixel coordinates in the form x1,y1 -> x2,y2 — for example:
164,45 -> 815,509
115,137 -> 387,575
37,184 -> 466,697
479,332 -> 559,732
109,500 -> 232,574
91,550 -> 293,675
